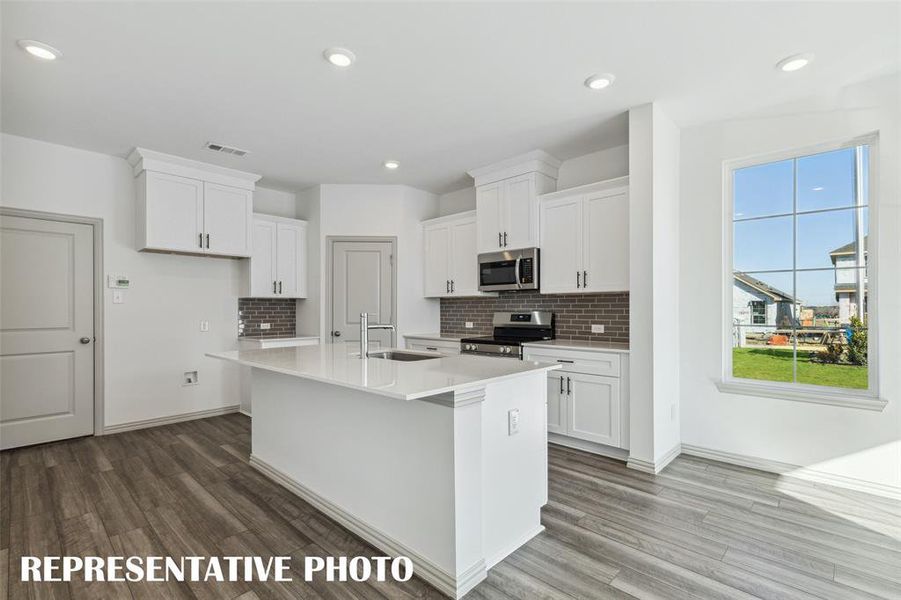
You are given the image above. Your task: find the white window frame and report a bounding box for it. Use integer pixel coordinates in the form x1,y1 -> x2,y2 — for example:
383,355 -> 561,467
749,301 -> 766,325
717,132 -> 885,411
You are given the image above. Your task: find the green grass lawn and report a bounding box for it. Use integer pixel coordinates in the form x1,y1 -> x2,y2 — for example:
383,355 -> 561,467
733,347 -> 868,390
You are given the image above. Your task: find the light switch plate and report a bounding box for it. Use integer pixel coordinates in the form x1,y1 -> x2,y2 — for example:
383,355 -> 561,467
200,320 -> 210,332
465,322 -> 474,329
507,409 -> 520,435
591,324 -> 605,333
183,371 -> 199,386
260,323 -> 271,330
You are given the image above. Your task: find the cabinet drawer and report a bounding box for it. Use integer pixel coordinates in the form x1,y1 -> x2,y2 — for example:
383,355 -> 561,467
523,348 -> 620,377
405,338 -> 461,355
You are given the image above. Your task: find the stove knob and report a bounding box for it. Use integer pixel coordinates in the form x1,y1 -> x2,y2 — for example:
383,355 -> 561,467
503,346 -> 510,353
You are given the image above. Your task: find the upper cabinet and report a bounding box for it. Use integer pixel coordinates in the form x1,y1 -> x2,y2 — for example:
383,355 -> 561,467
128,148 -> 259,258
539,177 -> 630,294
422,211 -> 486,298
247,214 -> 307,298
469,151 -> 560,253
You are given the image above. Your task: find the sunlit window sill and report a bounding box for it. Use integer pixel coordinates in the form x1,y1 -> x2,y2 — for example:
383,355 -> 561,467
714,379 -> 888,411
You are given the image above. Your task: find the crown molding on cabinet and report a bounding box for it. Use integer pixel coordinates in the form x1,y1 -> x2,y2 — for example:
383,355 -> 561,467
467,149 -> 561,187
127,147 -> 262,190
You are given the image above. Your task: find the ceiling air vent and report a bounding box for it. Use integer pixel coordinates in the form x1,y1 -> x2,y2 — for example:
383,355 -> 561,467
203,141 -> 249,157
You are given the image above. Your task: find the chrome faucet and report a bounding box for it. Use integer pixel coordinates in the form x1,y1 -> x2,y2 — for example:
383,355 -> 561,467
359,312 -> 396,358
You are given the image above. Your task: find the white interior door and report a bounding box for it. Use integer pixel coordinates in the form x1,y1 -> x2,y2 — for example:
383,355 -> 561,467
330,240 -> 394,354
423,224 -> 450,297
450,217 -> 479,295
203,182 -> 252,257
583,190 -> 629,292
540,196 -> 583,293
276,221 -> 304,297
0,215 -> 95,449
503,174 -> 536,250
251,218 -> 277,296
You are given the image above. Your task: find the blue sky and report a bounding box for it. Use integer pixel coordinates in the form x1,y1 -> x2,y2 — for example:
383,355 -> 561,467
733,146 -> 868,306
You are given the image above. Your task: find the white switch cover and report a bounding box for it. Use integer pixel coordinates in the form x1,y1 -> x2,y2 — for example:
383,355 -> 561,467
465,322 -> 474,329
112,290 -> 124,304
591,324 -> 605,333
507,408 -> 520,436
183,371 -> 199,386
200,320 -> 210,332
260,323 -> 271,330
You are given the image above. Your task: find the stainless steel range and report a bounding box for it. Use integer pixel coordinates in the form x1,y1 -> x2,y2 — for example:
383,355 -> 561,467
461,311 -> 554,359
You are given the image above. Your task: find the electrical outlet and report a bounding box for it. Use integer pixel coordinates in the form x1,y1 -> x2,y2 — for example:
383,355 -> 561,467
200,320 -> 210,332
465,322 -> 474,329
183,371 -> 199,386
260,323 -> 271,330
508,409 -> 520,435
591,324 -> 605,334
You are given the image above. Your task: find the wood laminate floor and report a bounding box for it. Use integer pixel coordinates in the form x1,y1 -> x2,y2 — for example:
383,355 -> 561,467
1,413 -> 899,599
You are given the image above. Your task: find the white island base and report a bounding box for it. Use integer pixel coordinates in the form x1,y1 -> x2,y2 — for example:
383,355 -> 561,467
214,347 -> 556,599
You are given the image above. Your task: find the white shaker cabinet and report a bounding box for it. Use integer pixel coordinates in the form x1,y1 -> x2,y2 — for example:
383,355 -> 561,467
421,211 -> 486,298
248,214 -> 307,298
539,177 -> 629,294
469,150 -> 560,254
129,147 -> 260,258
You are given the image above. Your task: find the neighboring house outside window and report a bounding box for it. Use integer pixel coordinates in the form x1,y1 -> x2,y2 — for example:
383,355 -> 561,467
830,237 -> 868,324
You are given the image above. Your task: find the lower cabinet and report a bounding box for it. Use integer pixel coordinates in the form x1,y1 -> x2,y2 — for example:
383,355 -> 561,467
525,346 -> 629,451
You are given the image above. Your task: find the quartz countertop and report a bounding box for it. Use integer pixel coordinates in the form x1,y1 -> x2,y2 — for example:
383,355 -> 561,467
522,339 -> 631,353
208,344 -> 560,401
403,333 -> 464,342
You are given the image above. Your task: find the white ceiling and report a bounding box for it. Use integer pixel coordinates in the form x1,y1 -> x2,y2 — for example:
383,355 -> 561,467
2,2 -> 898,193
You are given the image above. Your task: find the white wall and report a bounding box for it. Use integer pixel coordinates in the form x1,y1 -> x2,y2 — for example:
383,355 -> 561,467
436,144 -> 630,217
679,74 -> 901,491
295,185 -> 322,336
300,184 -> 440,340
1,134 -> 243,428
628,105 -> 682,470
253,186 -> 299,219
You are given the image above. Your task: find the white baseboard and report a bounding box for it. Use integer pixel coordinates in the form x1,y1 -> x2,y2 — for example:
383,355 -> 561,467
101,405 -> 240,435
484,525 -> 543,570
627,443 -> 681,475
250,454 -> 486,599
681,444 -> 901,501
238,408 -> 252,417
548,435 -> 629,461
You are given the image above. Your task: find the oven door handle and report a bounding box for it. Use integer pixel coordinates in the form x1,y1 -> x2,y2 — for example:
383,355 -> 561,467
514,256 -> 522,288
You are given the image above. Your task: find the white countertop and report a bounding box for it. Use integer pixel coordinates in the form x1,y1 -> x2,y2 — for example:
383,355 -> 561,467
239,335 -> 320,342
523,339 -> 631,353
403,333 -> 464,342
208,344 -> 559,401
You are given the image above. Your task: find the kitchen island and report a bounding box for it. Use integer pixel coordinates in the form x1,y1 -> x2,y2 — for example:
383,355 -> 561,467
208,344 -> 560,598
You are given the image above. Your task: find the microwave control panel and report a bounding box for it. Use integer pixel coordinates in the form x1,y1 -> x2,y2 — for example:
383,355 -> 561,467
519,258 -> 534,284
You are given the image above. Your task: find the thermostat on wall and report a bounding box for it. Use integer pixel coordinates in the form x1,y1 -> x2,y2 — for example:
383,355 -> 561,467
107,274 -> 130,289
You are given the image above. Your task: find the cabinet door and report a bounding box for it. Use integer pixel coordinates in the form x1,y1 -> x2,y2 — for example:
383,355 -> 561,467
276,221 -> 306,298
475,183 -> 503,253
250,218 -> 277,297
143,172 -> 204,252
566,373 -> 621,447
450,217 -> 479,296
423,223 -> 451,297
547,373 -> 567,434
583,190 -> 629,292
539,196 -> 583,293
203,182 -> 252,257
503,174 -> 538,250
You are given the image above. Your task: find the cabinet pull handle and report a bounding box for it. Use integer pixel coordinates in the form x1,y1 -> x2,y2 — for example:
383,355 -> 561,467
199,233 -> 203,248
446,280 -> 450,293
498,232 -> 502,248
426,346 -> 438,351
503,231 -> 508,247
206,233 -> 210,249
576,271 -> 581,288
583,270 -> 588,287
567,376 -> 572,395
559,376 -> 564,394
273,281 -> 277,294
451,280 -> 454,293
279,281 -> 283,294
556,359 -> 574,363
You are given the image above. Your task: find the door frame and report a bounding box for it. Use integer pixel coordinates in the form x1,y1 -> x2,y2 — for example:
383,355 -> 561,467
325,236 -> 398,341
0,207 -> 105,437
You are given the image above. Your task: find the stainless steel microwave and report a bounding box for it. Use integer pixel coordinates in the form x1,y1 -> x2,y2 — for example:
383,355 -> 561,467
478,248 -> 539,292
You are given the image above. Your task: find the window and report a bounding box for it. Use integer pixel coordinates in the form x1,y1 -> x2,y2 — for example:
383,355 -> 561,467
750,301 -> 766,325
725,137 -> 876,400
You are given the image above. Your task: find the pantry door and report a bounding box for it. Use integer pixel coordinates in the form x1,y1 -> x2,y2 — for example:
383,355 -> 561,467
329,239 -> 396,355
0,214 -> 96,449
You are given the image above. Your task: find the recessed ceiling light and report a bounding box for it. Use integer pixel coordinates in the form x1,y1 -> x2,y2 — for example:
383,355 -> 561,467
584,74 -> 615,90
323,47 -> 355,68
776,53 -> 813,72
384,160 -> 400,170
17,39 -> 61,61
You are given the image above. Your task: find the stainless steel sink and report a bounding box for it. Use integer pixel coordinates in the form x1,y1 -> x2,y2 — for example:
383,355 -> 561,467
368,350 -> 441,362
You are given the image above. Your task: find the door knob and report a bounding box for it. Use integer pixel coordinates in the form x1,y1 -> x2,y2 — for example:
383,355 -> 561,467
333,331 -> 341,337
79,337 -> 92,344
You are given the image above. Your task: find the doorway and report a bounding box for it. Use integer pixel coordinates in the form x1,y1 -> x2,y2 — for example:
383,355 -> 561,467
326,237 -> 397,355
0,209 -> 103,449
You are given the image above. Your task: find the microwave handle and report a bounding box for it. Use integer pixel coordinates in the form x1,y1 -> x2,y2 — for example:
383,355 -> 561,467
514,256 -> 522,287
